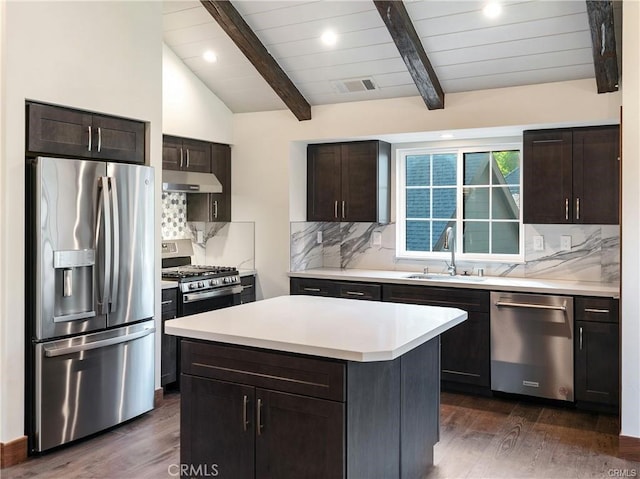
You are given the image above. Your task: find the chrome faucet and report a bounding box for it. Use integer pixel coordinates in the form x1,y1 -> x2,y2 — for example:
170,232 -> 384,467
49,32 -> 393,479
443,226 -> 456,276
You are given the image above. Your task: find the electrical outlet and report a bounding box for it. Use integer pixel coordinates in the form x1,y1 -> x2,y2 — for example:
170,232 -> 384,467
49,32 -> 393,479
533,235 -> 544,251
316,231 -> 323,244
372,231 -> 382,246
561,235 -> 572,251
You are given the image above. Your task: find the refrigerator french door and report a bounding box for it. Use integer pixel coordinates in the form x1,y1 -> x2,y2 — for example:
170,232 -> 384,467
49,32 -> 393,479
26,156 -> 155,452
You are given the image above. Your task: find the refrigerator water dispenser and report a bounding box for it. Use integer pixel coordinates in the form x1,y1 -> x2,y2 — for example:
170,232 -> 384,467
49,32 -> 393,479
53,249 -> 96,322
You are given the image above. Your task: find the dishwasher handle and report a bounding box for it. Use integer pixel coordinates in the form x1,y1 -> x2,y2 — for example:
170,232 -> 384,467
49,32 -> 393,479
494,300 -> 567,312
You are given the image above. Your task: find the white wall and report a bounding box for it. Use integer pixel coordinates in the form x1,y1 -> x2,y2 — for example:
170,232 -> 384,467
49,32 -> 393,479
0,1 -> 163,445
621,0 -> 640,440
232,79 -> 621,299
0,0 -> 6,448
163,43 -> 233,144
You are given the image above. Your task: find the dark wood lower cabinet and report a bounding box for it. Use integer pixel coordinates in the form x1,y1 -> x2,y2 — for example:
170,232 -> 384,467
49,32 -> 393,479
574,296 -> 619,413
382,284 -> 491,394
182,363 -> 344,479
440,312 -> 490,389
181,375 -> 254,479
180,338 -> 440,478
288,276 -> 619,411
161,288 -> 178,387
255,389 -> 344,479
290,277 -> 381,301
240,275 -> 256,304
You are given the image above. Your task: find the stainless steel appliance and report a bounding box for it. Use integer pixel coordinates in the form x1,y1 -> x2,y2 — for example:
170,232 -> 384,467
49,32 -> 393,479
161,240 -> 242,316
490,292 -> 574,401
26,156 -> 155,452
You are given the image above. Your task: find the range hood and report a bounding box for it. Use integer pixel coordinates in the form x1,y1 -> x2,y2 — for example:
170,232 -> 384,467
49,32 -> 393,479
162,170 -> 222,193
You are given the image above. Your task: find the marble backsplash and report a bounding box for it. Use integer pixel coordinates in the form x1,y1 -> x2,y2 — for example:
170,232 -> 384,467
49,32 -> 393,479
290,222 -> 620,283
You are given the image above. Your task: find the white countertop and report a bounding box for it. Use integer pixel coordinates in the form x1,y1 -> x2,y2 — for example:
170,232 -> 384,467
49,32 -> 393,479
289,268 -> 619,298
165,295 -> 467,362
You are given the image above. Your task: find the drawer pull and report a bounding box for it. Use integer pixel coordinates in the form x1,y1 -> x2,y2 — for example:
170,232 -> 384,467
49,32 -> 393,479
346,291 -> 365,296
161,300 -> 174,306
303,287 -> 321,292
584,308 -> 609,314
242,284 -> 254,289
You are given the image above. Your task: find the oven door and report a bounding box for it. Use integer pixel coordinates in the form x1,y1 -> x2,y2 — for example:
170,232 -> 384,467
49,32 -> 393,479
180,284 -> 243,316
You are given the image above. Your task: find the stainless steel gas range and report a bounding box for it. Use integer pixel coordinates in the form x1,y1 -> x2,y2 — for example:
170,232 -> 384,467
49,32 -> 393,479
161,239 -> 243,317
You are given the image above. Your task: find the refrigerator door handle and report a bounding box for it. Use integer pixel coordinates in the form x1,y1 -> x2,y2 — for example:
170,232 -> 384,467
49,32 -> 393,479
109,177 -> 120,312
43,327 -> 155,358
97,177 -> 112,315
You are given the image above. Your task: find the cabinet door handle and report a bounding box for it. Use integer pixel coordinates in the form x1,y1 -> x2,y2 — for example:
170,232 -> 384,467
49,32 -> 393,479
186,149 -> 190,168
179,148 -> 184,168
242,395 -> 249,432
584,308 -> 610,314
214,200 -> 218,219
565,198 -> 569,220
161,300 -> 173,306
303,287 -> 321,292
342,200 -> 346,219
346,291 -> 365,296
334,200 -> 338,219
579,326 -> 583,351
87,126 -> 92,151
576,198 -> 580,220
97,127 -> 102,152
257,398 -> 263,435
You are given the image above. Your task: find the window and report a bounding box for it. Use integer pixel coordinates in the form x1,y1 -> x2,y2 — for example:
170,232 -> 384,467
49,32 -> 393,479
397,145 -> 522,261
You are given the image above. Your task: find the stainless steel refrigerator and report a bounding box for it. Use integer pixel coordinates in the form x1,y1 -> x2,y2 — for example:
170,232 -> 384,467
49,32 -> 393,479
25,156 -> 155,452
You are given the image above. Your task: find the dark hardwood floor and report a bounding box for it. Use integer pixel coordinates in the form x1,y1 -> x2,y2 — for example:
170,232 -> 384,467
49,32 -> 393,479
4,391 -> 639,478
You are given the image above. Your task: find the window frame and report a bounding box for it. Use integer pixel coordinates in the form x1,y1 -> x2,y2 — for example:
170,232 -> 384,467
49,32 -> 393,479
396,143 -> 524,263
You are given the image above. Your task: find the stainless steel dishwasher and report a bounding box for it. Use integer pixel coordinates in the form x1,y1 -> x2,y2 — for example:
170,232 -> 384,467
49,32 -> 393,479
490,292 -> 574,401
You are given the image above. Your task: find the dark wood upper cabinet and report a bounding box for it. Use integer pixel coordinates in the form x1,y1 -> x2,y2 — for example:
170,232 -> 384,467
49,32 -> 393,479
573,127 -> 620,224
307,140 -> 390,223
185,142 -> 231,222
209,143 -> 232,222
27,101 -> 145,164
523,125 -> 619,224
162,135 -> 211,173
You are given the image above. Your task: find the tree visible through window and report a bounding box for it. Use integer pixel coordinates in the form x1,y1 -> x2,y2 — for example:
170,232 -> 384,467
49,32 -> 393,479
399,146 -> 522,259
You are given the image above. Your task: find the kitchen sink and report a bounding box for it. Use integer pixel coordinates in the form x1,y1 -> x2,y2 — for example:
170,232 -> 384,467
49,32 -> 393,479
405,273 -> 487,282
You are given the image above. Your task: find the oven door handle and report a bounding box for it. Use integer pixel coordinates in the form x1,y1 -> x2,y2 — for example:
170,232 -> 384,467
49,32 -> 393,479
183,285 -> 243,303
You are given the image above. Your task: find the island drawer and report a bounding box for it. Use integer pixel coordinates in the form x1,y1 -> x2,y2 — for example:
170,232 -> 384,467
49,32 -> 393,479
181,340 -> 345,402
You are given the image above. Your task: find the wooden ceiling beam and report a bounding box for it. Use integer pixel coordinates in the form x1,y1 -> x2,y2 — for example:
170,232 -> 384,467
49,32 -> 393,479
373,0 -> 444,110
200,0 -> 312,121
585,0 -> 619,93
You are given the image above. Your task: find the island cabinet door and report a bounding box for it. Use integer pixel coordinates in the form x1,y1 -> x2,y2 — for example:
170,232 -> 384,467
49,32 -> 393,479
180,375 -> 255,479
255,389 -> 345,479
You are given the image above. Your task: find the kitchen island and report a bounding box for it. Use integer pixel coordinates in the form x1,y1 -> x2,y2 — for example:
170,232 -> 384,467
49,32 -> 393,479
165,295 -> 467,479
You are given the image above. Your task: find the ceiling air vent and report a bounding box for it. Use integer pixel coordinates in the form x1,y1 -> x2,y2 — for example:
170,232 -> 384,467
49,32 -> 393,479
331,77 -> 377,94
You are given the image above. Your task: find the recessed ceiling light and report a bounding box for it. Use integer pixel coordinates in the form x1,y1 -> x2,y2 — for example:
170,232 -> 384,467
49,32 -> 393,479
203,50 -> 217,63
321,30 -> 338,46
483,2 -> 502,18
441,133 -> 454,139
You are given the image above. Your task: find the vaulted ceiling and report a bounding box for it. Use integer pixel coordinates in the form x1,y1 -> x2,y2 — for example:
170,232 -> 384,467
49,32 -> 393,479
163,1 -> 621,120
